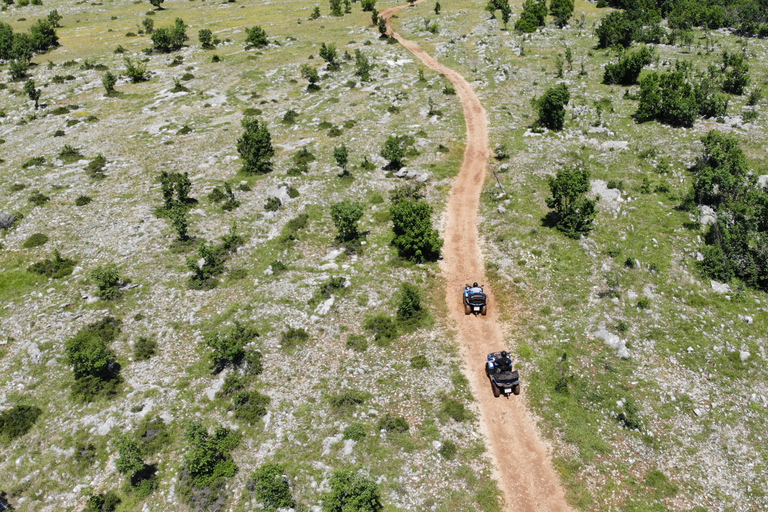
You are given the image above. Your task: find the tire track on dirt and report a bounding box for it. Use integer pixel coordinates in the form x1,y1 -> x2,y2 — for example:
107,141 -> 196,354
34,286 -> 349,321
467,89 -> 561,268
380,4 -> 575,511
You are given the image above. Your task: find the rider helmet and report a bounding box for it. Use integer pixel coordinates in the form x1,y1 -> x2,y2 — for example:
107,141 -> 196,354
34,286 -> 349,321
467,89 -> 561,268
501,351 -> 508,358
473,282 -> 478,287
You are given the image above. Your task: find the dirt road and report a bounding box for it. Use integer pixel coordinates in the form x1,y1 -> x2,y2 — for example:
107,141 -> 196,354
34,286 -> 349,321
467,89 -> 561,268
380,5 -> 575,511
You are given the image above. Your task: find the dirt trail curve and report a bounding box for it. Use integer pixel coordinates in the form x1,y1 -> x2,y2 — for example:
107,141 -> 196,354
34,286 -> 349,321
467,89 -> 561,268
381,4 -> 575,511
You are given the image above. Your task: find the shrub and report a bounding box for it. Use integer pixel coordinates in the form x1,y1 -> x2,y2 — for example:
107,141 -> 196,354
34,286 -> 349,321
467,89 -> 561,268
546,167 -> 597,239
237,117 -> 274,175
378,413 -> 409,433
186,242 -> 225,290
390,199 -> 443,262
115,436 -> 157,496
124,58 -> 149,83
65,317 -> 122,401
282,109 -> 299,124
441,399 -> 470,422
245,26 -> 268,48
83,491 -> 120,512
328,389 -> 371,411
27,248 -> 76,278
346,334 -> 368,352
636,296 -> 651,309
22,156 -> 46,168
86,154 -> 107,178
232,390 -> 270,424
323,467 -> 383,512
514,0 -> 547,32
636,71 -> 697,128
180,422 -> 241,489
205,321 -> 261,373
151,18 -> 188,53
410,354 -> 429,369
396,282 -> 425,324
250,463 -> 294,510
616,399 -> 642,430
28,190 -> 50,207
0,404 -> 43,442
331,200 -> 365,241
264,197 -> 281,211
198,28 -> 215,49
603,46 -> 653,86
280,327 -> 309,351
438,440 -> 458,459
22,233 -> 49,248
535,83 -> 570,131
90,264 -> 122,300
380,135 -> 408,170
75,195 -> 92,206
363,314 -> 398,345
343,423 -> 367,441
136,415 -> 170,455
133,336 -> 157,361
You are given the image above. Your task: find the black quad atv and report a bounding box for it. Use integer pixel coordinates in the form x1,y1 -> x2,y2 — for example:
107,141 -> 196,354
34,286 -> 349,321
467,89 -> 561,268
485,351 -> 520,397
463,284 -> 487,316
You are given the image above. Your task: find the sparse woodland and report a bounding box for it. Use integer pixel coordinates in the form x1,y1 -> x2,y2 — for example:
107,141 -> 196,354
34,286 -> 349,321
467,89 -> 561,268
0,0 -> 767,511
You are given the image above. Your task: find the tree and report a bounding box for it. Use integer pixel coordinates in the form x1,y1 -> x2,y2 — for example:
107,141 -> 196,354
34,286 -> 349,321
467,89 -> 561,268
378,16 -> 388,37
237,117 -> 274,175
721,51 -> 750,95
102,71 -> 117,96
602,46 -> 654,86
333,144 -> 349,173
320,42 -> 339,71
47,10 -> 63,28
390,199 -> 443,262
546,167 -> 597,238
514,0 -> 547,32
142,17 -> 154,34
151,18 -> 187,53
434,1 -> 441,14
380,135 -> 407,170
116,437 -> 145,477
245,26 -> 268,48
323,467 -> 383,512
635,71 -> 697,128
595,11 -> 638,48
330,0 -> 343,16
331,200 -> 365,241
549,0 -> 574,27
24,79 -> 41,109
251,463 -> 295,511
355,49 -> 372,81
149,0 -> 164,10
29,19 -> 58,53
535,83 -> 570,131
91,264 -> 122,300
168,204 -> 189,241
198,29 -> 215,50
690,131 -> 751,208
187,241 -> 224,290
124,58 -> 149,83
361,0 -> 376,11
300,64 -> 320,91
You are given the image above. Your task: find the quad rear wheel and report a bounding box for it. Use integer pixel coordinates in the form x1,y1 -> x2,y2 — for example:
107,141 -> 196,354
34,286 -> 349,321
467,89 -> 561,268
481,305 -> 487,316
513,384 -> 520,396
464,304 -> 471,315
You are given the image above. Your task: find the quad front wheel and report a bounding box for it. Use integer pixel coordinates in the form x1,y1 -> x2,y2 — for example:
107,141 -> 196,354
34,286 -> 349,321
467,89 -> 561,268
492,382 -> 501,398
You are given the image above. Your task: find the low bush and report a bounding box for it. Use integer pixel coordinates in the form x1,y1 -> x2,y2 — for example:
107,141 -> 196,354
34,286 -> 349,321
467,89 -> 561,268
264,197 -> 281,211
343,423 -> 367,441
28,190 -> 50,207
75,195 -> 92,206
438,440 -> 458,459
440,399 -> 470,422
309,277 -> 347,307
90,264 -> 122,300
205,321 -> 261,373
65,317 -> 122,401
83,491 -> 121,512
346,334 -> 368,352
280,327 -> 309,351
27,248 -> 76,278
0,405 -> 43,442
410,354 -> 429,369
363,314 -> 398,346
178,422 -> 241,508
22,233 -> 49,249
86,155 -> 107,179
249,463 -> 295,510
232,390 -> 270,424
328,389 -> 371,412
323,467 -> 382,512
378,413 -> 409,433
133,336 -> 157,361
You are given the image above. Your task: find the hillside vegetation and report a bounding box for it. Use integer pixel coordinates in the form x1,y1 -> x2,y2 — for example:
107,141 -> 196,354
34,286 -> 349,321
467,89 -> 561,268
0,0 -> 767,511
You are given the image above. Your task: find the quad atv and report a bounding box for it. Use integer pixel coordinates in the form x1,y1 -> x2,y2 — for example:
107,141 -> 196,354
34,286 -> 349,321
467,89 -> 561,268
485,351 -> 521,397
463,284 -> 487,316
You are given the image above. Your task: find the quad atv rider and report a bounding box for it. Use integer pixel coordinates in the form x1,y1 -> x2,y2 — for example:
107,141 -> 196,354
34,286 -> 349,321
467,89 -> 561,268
464,282 -> 487,316
485,351 -> 521,397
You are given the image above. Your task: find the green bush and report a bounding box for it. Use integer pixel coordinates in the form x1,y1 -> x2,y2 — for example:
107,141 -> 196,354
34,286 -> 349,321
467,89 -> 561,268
151,18 -> 188,52
331,200 -> 365,242
27,248 -> 76,278
135,415 -> 170,455
535,83 -> 570,131
22,233 -> 48,248
323,467 -> 383,512
346,334 -> 368,352
603,46 -> 653,86
86,155 -> 107,179
377,413 -> 409,433
363,314 -> 398,345
245,25 -> 268,48
75,195 -> 92,206
83,491 -> 121,512
546,167 -> 597,239
410,354 -> 429,369
343,423 -> 367,441
65,318 -> 122,402
396,282 -> 426,328
328,389 -> 371,411
180,422 -> 241,490
90,264 -> 122,300
438,440 -> 458,459
22,156 -> 46,168
264,197 -> 281,211
310,276 -> 347,307
27,190 -> 50,207
250,463 -> 294,510
205,321 -> 261,373
441,399 -> 470,422
390,199 -> 443,262
133,336 -> 157,361
58,144 -> 83,164
232,391 -> 270,424
0,404 -> 42,442
636,71 -> 697,127
280,327 -> 309,351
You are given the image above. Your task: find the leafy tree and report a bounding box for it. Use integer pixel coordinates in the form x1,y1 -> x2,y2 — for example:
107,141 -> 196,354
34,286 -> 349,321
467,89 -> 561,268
251,463 -> 294,511
535,83 -> 570,131
331,200 -> 365,241
65,317 -> 122,401
180,422 -> 241,494
309,6 -> 321,19
237,117 -> 274,175
595,11 -> 639,48
377,16 -> 388,37
102,71 -> 117,96
330,0 -> 343,16
396,282 -> 425,324
198,28 -> 214,50
245,26 -> 268,48
333,143 -> 349,173
690,131 -> 751,208
549,0 -> 574,27
390,199 -> 443,262
635,71 -> 697,127
434,1 -> 441,14
24,79 -> 41,109
514,0 -> 547,32
354,49 -> 372,81
168,204 -> 189,241
84,492 -> 120,512
9,59 -> 30,80
603,46 -> 653,86
29,19 -> 58,53
546,167 -> 597,238
300,64 -> 320,91
204,321 -> 261,374
90,264 -> 122,300
115,437 -> 145,477
721,51 -> 749,95
380,135 -> 409,170
47,10 -> 63,28
187,241 -> 224,290
323,467 -> 383,512
694,70 -> 729,118
149,0 -> 164,9
142,18 -> 154,34
320,42 -> 340,71
232,390 -> 270,423
361,0 -> 376,11
151,18 -> 187,53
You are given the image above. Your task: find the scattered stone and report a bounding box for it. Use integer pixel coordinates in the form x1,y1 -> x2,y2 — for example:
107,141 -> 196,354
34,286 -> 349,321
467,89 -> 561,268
711,280 -> 731,294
